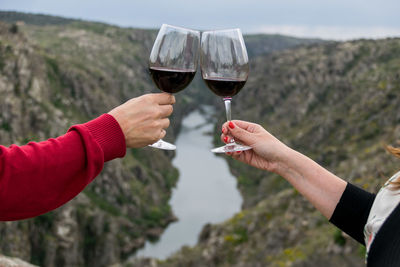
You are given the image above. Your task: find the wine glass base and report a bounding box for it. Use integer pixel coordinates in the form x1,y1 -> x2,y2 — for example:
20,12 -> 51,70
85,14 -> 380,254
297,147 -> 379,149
211,142 -> 252,153
148,139 -> 176,150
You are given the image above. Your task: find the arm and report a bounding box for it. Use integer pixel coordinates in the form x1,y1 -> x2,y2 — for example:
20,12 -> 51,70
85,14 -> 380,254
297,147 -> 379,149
279,147 -> 375,244
0,114 -> 125,221
275,147 -> 347,219
222,120 -> 374,243
222,120 -> 346,218
278,146 -> 375,244
329,183 -> 375,244
0,93 -> 175,221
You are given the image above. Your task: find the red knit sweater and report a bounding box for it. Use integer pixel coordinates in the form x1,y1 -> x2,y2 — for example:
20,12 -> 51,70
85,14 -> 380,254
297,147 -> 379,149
0,114 -> 126,221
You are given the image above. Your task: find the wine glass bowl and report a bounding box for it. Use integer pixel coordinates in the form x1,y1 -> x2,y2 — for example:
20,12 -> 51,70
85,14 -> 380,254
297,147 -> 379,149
200,28 -> 251,153
149,68 -> 196,94
200,29 -> 249,93
148,24 -> 200,150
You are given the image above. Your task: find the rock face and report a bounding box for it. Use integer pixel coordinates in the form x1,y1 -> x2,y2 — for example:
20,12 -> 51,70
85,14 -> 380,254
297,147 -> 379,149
152,38 -> 400,266
0,20 -> 181,267
233,38 -> 400,208
0,255 -> 38,267
0,11 -> 338,267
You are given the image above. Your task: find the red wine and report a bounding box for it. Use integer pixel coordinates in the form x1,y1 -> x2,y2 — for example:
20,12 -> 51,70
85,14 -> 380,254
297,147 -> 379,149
204,77 -> 246,97
149,67 -> 196,93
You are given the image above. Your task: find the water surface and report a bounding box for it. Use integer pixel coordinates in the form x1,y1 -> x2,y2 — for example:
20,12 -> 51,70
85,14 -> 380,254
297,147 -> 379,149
136,107 -> 242,259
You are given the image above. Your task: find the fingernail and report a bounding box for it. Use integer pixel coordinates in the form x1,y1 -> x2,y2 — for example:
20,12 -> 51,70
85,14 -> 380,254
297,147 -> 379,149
229,122 -> 235,129
227,152 -> 232,155
223,136 -> 228,143
236,151 -> 241,154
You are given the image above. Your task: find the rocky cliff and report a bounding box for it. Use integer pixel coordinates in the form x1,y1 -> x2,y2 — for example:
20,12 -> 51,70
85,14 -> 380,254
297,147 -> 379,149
0,254 -> 38,267
0,19 -> 182,267
0,11 -> 348,267
150,38 -> 400,266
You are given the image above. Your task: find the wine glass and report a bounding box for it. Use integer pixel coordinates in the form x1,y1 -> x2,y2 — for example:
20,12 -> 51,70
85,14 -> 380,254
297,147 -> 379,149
148,24 -> 200,150
200,28 -> 251,153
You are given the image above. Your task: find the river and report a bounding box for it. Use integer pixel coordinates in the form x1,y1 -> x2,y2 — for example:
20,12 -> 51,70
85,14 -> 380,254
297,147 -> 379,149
135,107 -> 243,259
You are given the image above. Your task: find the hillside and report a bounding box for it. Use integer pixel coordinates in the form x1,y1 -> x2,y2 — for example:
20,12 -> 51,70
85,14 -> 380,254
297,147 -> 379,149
244,34 -> 324,58
0,11 -> 75,26
0,19 -> 181,267
0,11 -> 324,267
143,38 -> 400,266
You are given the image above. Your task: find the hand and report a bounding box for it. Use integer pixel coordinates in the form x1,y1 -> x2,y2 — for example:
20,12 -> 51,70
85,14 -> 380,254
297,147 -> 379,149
221,120 -> 290,173
222,120 -> 348,220
108,93 -> 175,148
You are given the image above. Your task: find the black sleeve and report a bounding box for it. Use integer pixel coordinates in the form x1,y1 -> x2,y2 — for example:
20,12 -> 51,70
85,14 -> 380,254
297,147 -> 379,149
329,182 -> 376,245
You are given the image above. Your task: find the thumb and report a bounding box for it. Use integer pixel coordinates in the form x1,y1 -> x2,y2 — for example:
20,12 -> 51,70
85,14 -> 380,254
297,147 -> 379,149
227,121 -> 253,145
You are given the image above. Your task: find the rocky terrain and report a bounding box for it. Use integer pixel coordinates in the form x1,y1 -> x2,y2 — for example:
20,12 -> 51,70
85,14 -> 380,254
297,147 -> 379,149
4,10 -> 398,267
0,255 -> 38,267
0,18 -> 180,267
0,11 -> 323,267
152,38 -> 400,266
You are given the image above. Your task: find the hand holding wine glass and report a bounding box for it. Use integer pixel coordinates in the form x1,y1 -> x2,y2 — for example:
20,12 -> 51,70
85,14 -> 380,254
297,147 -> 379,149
200,28 -> 251,153
220,120 -> 291,171
148,24 -> 200,150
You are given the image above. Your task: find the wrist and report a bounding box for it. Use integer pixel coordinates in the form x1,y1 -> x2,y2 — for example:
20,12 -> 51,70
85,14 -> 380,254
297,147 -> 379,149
83,114 -> 126,161
273,145 -> 300,177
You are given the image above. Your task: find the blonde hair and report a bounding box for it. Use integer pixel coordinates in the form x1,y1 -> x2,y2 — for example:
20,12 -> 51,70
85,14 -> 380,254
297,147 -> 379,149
387,145 -> 400,190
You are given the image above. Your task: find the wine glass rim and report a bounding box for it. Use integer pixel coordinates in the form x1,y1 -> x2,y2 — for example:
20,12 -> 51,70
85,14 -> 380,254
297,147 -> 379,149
161,23 -> 200,34
201,28 -> 242,34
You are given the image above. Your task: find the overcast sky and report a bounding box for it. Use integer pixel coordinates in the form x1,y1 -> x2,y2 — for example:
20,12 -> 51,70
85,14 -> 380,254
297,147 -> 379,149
1,0 -> 400,40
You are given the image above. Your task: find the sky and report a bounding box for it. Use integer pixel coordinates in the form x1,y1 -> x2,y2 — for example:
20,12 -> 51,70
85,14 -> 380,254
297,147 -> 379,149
1,0 -> 400,40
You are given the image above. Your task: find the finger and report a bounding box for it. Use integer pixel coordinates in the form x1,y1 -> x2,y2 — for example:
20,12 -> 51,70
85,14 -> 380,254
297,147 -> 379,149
153,93 -> 176,105
222,126 -> 228,134
159,129 -> 166,139
226,121 -> 254,145
232,150 -> 248,162
224,135 -> 232,143
159,104 -> 174,117
231,153 -> 243,162
220,133 -> 233,143
220,134 -> 225,143
222,120 -> 259,134
232,152 -> 240,159
159,118 -> 171,129
222,120 -> 256,132
230,120 -> 260,132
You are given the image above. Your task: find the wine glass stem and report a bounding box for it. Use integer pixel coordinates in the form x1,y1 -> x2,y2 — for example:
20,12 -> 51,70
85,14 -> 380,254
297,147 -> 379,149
223,97 -> 235,144
224,97 -> 232,121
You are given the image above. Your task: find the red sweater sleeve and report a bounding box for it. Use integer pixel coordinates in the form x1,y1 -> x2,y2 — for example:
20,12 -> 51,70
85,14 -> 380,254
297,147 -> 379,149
0,114 -> 126,221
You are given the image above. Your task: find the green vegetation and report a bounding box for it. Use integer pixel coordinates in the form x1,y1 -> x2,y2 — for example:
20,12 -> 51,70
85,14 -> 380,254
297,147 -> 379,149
84,190 -> 121,217
0,11 -> 74,26
0,121 -> 11,132
224,226 -> 248,245
333,229 -> 346,246
33,211 -> 55,229
142,205 -> 171,228
9,23 -> 18,34
266,247 -> 306,267
0,41 -> 4,71
163,167 -> 179,190
70,21 -> 110,35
